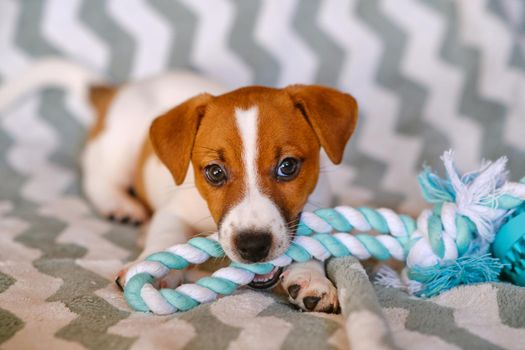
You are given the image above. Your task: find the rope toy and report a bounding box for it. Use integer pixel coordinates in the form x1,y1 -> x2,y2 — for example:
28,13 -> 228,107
122,151 -> 525,314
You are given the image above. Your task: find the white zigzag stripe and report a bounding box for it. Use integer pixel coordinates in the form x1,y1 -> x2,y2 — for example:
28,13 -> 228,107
40,197 -> 129,261
178,0 -> 252,87
382,0 -> 481,170
40,0 -> 105,127
0,141 -> 83,350
0,0 -> 30,79
0,263 -> 84,350
108,0 -> 172,79
1,93 -> 127,268
319,0 -> 422,213
209,292 -> 291,349
459,0 -> 525,151
255,0 -> 317,86
42,0 -> 109,73
314,0 -> 375,207
108,314 -> 197,349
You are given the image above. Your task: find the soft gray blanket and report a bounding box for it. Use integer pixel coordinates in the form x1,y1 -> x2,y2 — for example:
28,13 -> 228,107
2,1 -> 525,348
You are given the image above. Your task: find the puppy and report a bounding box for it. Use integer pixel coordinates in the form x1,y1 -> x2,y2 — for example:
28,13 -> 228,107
82,71 -> 358,312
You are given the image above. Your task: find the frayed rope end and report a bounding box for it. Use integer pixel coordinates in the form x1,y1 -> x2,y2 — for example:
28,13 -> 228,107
407,254 -> 504,298
374,265 -> 405,290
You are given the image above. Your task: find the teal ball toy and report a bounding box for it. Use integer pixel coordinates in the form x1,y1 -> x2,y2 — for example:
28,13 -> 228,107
492,206 -> 525,286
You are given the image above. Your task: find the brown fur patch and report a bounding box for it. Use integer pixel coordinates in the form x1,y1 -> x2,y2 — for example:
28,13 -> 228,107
87,84 -> 118,140
150,85 -> 358,227
191,99 -> 245,223
255,90 -> 321,224
150,93 -> 212,185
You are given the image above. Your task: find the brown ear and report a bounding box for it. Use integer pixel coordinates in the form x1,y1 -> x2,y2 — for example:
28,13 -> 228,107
286,85 -> 358,164
150,93 -> 212,185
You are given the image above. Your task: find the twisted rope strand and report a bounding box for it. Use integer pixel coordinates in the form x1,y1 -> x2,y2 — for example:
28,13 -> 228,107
123,153 -> 525,314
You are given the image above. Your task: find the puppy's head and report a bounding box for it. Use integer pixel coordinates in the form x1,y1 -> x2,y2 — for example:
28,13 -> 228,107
150,85 -> 358,268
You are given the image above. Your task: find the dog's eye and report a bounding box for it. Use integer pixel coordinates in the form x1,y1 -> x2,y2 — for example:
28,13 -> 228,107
276,157 -> 300,180
204,164 -> 227,186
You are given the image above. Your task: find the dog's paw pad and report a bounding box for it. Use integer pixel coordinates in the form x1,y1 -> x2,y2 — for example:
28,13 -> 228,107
287,284 -> 301,299
282,272 -> 339,313
93,190 -> 149,225
105,205 -> 148,226
303,296 -> 321,311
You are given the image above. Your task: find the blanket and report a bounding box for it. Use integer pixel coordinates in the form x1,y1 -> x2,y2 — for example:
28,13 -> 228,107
0,91 -> 524,349
2,1 -> 525,349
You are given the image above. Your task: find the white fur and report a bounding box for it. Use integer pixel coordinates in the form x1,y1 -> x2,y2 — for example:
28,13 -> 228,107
82,71 -> 227,223
0,58 -> 103,113
4,59 -> 343,313
219,107 -> 289,262
281,260 -> 339,312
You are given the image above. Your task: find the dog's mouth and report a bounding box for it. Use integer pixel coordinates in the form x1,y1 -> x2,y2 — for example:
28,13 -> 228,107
246,215 -> 301,289
248,266 -> 283,289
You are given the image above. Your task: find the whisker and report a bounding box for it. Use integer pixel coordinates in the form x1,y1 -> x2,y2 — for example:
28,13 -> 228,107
192,215 -> 213,226
286,221 -> 300,228
193,230 -> 217,238
285,218 -> 300,226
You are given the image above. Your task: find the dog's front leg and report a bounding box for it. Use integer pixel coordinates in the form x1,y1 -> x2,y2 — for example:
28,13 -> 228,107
280,260 -> 339,313
116,205 -> 194,289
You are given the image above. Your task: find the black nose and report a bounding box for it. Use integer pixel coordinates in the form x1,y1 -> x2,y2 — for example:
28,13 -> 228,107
234,231 -> 272,262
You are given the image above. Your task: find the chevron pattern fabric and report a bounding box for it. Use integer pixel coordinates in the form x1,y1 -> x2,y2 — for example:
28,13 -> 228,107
1,0 -> 525,349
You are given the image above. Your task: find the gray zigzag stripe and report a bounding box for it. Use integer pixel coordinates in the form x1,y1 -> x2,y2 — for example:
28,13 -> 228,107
43,89 -> 84,178
0,271 -> 16,294
291,0 -> 407,209
178,303 -> 240,349
509,44 -> 525,70
376,287 -> 504,350
9,92 -> 135,349
259,300 -> 341,350
40,89 -> 139,256
228,0 -> 280,85
357,0 -> 450,173
343,122 -> 406,209
0,112 -> 26,345
494,283 -> 525,328
15,1 -> 58,56
0,118 -> 24,200
487,0 -> 525,72
293,0 -> 345,86
0,308 -> 24,344
0,271 -> 24,343
80,0 -> 135,82
0,103 -> 40,345
149,0 -> 199,70
425,0 -> 525,179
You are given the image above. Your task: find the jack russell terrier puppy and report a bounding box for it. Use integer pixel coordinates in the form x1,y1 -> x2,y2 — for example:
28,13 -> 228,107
82,72 -> 358,313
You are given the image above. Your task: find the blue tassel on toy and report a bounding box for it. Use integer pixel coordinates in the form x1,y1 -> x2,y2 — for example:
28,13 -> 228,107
408,254 -> 505,297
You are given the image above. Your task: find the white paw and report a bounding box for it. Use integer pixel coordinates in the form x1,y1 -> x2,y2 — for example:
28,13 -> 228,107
280,267 -> 339,313
89,188 -> 149,225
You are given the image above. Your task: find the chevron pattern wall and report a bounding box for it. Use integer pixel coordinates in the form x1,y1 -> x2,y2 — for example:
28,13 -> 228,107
1,1 -> 525,348
2,0 -> 525,212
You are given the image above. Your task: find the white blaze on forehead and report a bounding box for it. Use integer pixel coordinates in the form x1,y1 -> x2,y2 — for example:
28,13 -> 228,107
235,107 -> 259,193
218,106 -> 288,262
